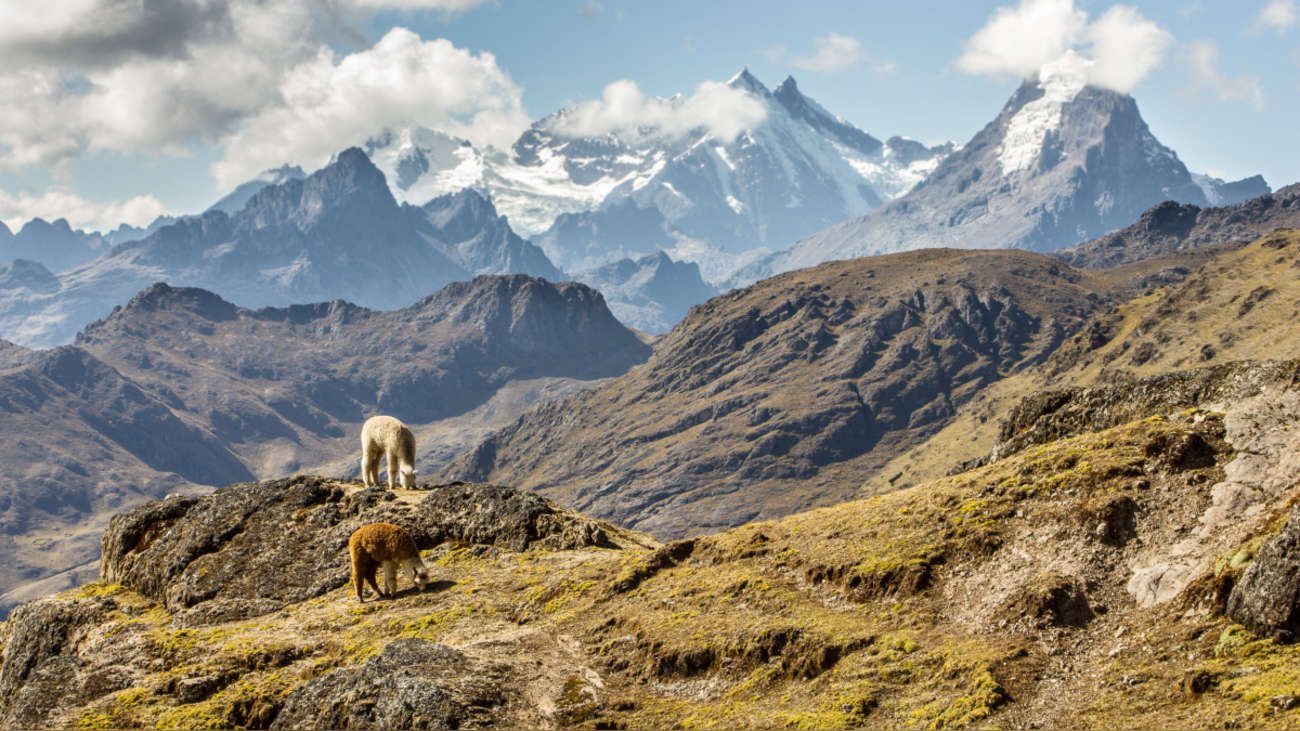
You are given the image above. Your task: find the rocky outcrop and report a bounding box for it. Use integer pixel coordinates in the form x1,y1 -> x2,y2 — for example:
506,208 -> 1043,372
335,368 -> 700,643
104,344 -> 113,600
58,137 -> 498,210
989,359 -> 1300,461
100,476 -> 616,625
0,596 -> 115,728
1227,504 -> 1300,641
272,638 -> 504,729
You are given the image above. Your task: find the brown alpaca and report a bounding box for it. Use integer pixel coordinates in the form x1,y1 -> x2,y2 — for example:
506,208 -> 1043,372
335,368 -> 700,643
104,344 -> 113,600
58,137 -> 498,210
361,415 -> 416,490
349,522 -> 430,602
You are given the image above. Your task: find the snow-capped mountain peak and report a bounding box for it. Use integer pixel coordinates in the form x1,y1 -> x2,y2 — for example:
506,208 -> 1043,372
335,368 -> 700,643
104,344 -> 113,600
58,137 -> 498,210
999,51 -> 1091,175
364,127 -> 485,206
759,68 -> 1271,281
727,67 -> 771,96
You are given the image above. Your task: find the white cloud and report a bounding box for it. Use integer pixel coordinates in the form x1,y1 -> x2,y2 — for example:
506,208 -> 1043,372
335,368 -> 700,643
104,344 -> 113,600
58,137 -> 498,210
0,188 -> 169,233
212,28 -> 528,189
956,0 -> 1171,94
548,79 -> 767,143
1087,6 -> 1174,93
1182,40 -> 1265,110
791,33 -> 863,73
1257,0 -> 1298,33
0,0 -> 503,181
957,0 -> 1086,79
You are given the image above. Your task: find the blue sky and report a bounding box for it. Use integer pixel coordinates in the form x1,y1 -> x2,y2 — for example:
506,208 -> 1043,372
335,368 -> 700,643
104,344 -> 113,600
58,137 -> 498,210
0,0 -> 1296,232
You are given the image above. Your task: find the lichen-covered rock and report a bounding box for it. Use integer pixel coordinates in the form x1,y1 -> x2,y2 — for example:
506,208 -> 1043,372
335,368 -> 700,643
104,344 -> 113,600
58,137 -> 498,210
1226,504 -> 1300,642
0,595 -> 113,727
413,482 -> 612,552
271,638 -> 504,729
100,476 -> 615,624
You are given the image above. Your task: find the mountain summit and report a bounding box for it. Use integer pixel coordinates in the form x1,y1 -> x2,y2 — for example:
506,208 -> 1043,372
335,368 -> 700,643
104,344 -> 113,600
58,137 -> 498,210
762,55 -> 1270,278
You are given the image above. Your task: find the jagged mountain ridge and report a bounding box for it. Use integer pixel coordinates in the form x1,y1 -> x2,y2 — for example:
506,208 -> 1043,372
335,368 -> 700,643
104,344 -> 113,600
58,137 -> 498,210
0,274 -> 649,614
0,149 -> 567,348
756,55 -> 1270,283
450,248 -> 1118,539
0,218 -> 105,273
1055,182 -> 1300,269
366,69 -> 951,278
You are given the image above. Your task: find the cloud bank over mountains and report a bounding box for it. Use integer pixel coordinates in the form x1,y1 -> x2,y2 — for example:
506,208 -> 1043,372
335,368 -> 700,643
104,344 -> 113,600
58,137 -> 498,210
544,78 -> 768,144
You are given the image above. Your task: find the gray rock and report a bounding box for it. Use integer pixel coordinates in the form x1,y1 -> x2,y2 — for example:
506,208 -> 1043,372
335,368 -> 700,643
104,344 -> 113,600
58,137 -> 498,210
271,638 -> 503,729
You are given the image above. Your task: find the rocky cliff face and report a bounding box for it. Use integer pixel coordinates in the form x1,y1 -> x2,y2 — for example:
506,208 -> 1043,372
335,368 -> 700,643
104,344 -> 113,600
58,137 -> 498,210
1055,183 -> 1300,269
451,248 -> 1113,538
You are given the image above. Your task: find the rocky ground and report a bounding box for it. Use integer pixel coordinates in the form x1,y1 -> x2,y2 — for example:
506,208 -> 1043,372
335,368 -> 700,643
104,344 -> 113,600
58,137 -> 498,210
4,353 -> 1300,728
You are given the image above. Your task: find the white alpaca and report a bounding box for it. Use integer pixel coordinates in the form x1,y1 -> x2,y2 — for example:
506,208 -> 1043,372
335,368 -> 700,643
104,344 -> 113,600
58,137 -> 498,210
360,415 -> 416,490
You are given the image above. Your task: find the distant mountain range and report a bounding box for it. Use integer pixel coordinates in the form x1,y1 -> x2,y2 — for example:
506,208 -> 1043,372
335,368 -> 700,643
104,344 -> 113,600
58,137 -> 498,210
0,65 -> 1281,345
0,150 -> 569,347
364,69 -> 951,279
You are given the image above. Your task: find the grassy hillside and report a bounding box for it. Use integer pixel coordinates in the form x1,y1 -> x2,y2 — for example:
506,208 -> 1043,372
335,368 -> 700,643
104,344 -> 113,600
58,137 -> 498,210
7,378 -> 1300,728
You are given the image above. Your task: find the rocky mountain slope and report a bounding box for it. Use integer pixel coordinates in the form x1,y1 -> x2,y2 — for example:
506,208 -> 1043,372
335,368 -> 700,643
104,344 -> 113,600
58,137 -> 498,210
0,274 -> 649,615
449,248 -> 1119,538
0,149 -> 565,348
862,227 -> 1300,497
5,362 -> 1300,727
573,251 -> 717,334
757,54 -> 1269,282
0,346 -> 246,614
1056,182 -> 1300,269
